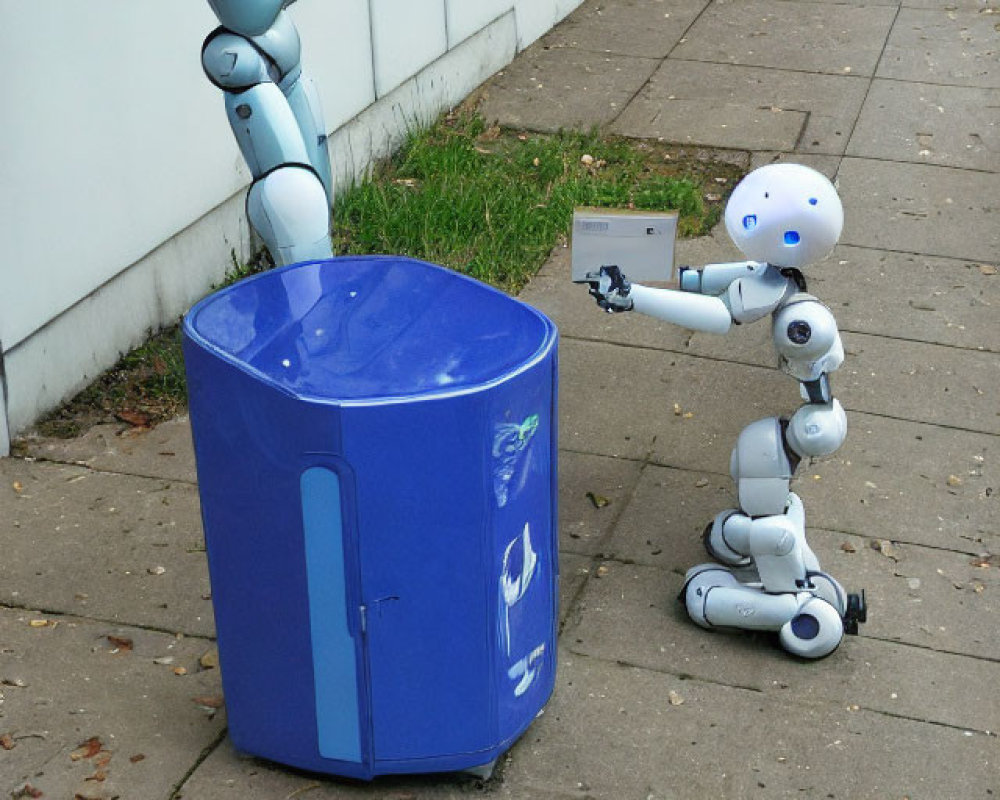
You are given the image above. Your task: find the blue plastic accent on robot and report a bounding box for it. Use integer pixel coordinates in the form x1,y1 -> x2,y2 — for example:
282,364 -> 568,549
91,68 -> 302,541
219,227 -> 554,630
743,214 -> 757,230
784,230 -> 801,245
791,613 -> 820,640
182,256 -> 559,779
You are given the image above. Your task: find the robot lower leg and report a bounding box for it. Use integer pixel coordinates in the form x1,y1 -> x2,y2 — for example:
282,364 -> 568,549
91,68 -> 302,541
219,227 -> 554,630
681,417 -> 866,657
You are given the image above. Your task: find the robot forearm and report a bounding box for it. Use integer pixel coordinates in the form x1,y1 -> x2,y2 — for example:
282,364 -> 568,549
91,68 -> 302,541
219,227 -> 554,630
630,284 -> 732,334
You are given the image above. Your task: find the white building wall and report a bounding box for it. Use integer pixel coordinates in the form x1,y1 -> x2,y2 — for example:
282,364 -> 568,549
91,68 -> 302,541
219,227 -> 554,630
0,0 -> 581,454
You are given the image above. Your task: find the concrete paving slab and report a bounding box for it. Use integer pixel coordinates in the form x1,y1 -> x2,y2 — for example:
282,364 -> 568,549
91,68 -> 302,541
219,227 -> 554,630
612,60 -> 868,154
478,45 -> 659,132
847,79 -> 1000,171
596,465 -> 1000,660
559,338 -> 785,471
878,6 -> 1000,88
542,0 -> 708,59
0,606 -> 223,800
671,0 -> 896,77
839,331 -> 1000,435
838,157 -> 1000,264
810,245 -> 999,353
792,411 -> 997,554
0,458 -> 213,637
18,416 -> 198,484
557,450 -> 644,556
504,650 -> 998,799
562,562 -> 1000,733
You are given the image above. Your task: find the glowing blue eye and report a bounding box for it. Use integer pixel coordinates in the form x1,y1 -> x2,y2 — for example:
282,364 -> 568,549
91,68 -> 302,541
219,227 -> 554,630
784,230 -> 800,245
809,198 -> 818,206
743,214 -> 757,230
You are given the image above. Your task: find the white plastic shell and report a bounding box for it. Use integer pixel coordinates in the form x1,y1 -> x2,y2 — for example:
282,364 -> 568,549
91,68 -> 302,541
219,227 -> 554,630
729,417 -> 793,517
786,399 -> 848,458
773,295 -> 844,381
724,164 -> 843,269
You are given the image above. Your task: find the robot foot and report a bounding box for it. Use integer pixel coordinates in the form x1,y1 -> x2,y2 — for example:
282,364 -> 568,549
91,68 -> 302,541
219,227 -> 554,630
702,511 -> 752,567
679,564 -> 742,630
778,596 -> 846,659
843,590 -> 868,635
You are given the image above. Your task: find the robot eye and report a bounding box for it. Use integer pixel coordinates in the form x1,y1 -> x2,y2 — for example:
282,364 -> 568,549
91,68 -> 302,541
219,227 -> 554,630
787,320 -> 812,344
784,230 -> 801,245
743,214 -> 757,230
809,197 -> 818,206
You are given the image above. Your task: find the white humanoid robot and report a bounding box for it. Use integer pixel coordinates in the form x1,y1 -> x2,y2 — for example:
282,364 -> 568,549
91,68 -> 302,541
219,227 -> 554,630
585,163 -> 866,659
202,0 -> 334,266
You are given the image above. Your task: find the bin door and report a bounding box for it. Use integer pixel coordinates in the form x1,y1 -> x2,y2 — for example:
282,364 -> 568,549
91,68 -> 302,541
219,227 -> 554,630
301,466 -> 367,765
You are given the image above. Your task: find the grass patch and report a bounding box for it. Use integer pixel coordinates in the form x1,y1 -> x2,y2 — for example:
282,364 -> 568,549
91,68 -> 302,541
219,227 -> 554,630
332,111 -> 740,293
32,111 -> 745,438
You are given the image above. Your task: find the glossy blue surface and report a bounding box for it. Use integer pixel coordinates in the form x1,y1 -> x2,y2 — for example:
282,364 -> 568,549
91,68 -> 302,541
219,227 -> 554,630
187,256 -> 551,401
183,256 -> 558,779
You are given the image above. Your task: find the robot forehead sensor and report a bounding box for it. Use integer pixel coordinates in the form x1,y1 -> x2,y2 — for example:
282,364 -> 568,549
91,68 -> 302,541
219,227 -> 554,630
571,207 -> 678,284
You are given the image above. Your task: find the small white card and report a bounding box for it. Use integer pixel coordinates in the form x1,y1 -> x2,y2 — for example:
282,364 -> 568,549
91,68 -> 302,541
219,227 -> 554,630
571,208 -> 678,284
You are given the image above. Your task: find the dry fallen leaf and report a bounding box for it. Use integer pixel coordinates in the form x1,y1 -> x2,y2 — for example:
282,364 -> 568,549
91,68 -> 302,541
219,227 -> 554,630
840,542 -> 857,553
668,690 -> 685,706
978,264 -> 997,276
116,409 -> 151,428
70,736 -> 104,761
199,649 -> 219,670
586,491 -> 611,509
107,635 -> 133,652
192,695 -> 225,709
173,667 -> 188,676
12,785 -> 43,799
29,619 -> 51,628
1,733 -> 15,750
147,565 -> 167,576
12,481 -> 23,493
694,478 -> 709,488
871,540 -> 900,561
129,753 -> 146,764
947,474 -> 963,487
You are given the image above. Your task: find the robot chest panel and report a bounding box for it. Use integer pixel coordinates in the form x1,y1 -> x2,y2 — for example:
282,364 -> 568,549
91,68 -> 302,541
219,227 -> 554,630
728,270 -> 791,324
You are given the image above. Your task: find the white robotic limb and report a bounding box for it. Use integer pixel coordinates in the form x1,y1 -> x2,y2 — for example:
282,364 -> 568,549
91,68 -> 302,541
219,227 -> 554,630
202,0 -> 334,266
584,163 -> 866,659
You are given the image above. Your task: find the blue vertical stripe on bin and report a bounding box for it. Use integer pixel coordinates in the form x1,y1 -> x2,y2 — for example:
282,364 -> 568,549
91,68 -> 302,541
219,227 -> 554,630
300,467 -> 362,763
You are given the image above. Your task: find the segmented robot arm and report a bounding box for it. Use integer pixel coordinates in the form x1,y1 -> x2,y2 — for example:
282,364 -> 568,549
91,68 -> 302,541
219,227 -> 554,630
202,0 -> 334,266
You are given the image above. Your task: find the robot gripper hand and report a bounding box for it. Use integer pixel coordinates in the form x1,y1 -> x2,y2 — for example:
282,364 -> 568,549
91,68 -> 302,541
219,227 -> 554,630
584,265 -> 634,313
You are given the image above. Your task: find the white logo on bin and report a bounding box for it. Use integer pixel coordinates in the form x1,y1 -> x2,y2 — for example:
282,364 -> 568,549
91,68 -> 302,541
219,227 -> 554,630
499,523 -> 546,697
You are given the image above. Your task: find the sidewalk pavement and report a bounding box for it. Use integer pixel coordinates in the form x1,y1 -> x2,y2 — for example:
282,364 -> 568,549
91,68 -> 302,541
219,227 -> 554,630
3,1 -> 998,797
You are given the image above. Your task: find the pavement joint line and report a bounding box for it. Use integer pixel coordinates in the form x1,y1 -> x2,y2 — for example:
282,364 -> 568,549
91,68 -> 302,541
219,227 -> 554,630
663,55 -> 872,83
167,725 -> 229,800
832,241 -> 999,268
563,647 -> 766,695
848,707 -> 997,739
860,633 -> 1000,667
839,2 -> 902,157
558,445 -> 653,636
10,453 -> 200,486
0,601 -> 217,642
840,329 -> 998,356
839,151 -> 1000,178
564,650 -> 998,736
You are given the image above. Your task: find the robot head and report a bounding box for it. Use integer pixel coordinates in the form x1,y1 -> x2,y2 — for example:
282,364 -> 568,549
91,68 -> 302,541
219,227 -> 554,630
724,164 -> 843,268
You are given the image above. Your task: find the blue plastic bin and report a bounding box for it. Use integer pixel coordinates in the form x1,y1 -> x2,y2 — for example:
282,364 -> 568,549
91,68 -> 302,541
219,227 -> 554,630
182,256 -> 558,779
